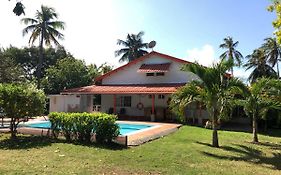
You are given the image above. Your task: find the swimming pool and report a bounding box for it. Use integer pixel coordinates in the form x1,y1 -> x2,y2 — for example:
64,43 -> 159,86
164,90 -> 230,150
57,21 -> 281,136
23,121 -> 153,135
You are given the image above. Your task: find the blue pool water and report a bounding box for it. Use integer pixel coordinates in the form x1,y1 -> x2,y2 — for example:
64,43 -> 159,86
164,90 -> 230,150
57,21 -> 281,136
23,121 -> 153,135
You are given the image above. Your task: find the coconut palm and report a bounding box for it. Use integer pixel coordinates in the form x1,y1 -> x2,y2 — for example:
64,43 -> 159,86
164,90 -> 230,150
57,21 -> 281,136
262,37 -> 281,77
245,49 -> 277,83
238,78 -> 281,143
115,31 -> 148,63
219,36 -> 243,76
21,5 -> 65,88
170,60 -> 245,147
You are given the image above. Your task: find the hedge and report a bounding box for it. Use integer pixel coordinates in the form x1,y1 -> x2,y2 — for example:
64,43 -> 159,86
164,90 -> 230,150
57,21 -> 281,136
48,112 -> 120,143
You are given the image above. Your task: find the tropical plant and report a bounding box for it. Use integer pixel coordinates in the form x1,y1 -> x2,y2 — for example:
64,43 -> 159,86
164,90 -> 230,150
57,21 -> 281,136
2,46 -> 70,80
262,37 -> 281,77
0,50 -> 25,83
268,1 -> 281,44
0,83 -> 46,138
237,78 -> 281,143
115,31 -> 148,63
170,60 -> 245,147
21,5 -> 65,88
41,57 -> 94,94
245,48 -> 277,83
219,36 -> 243,76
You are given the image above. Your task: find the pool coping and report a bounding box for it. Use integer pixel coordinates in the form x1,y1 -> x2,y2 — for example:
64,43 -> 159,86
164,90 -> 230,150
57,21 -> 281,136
1,118 -> 182,146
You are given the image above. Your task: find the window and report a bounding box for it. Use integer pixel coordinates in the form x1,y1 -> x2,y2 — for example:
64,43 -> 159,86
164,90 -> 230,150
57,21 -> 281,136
158,94 -> 165,99
156,72 -> 165,76
146,73 -> 154,76
117,96 -> 131,107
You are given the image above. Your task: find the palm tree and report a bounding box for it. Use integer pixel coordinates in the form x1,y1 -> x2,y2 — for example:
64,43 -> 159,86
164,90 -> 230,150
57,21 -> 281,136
115,31 -> 148,63
245,49 -> 277,83
238,78 -> 281,143
170,60 -> 245,147
219,36 -> 243,76
262,37 -> 281,77
21,5 -> 65,88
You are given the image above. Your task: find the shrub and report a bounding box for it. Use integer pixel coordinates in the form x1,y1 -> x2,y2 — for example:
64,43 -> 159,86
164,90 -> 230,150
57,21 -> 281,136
48,112 -> 120,144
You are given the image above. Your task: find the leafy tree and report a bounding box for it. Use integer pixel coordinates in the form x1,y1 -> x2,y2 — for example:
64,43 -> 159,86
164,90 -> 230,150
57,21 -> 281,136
0,84 -> 46,138
245,49 -> 277,83
98,62 -> 113,75
0,51 -> 25,83
42,57 -> 94,94
170,60 -> 245,147
268,1 -> 281,44
262,37 -> 281,77
219,36 -> 243,76
237,78 -> 281,143
115,31 -> 148,63
2,46 -> 70,81
21,5 -> 65,88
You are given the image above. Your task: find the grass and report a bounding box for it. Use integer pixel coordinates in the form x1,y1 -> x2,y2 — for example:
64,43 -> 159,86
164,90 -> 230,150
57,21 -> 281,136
0,126 -> 281,175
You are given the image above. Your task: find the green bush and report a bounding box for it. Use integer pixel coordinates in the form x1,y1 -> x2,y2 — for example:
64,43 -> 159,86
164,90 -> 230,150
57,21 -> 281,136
48,112 -> 120,143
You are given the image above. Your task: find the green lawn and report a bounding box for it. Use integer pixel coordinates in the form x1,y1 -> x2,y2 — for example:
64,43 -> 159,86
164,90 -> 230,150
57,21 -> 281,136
0,126 -> 281,175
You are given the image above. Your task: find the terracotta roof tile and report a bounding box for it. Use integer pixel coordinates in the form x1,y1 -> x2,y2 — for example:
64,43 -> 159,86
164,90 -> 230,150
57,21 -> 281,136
137,63 -> 171,73
62,83 -> 185,94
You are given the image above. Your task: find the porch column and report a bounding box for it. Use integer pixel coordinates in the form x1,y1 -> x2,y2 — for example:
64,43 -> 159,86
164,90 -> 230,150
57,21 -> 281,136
113,94 -> 117,114
151,94 -> 155,115
150,94 -> 155,121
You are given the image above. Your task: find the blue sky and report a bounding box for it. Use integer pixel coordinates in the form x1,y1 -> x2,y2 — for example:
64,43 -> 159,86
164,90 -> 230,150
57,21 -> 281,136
0,0 -> 277,79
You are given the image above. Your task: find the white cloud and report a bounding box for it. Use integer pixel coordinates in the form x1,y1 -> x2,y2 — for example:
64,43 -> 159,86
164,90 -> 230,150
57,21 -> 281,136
186,44 -> 217,66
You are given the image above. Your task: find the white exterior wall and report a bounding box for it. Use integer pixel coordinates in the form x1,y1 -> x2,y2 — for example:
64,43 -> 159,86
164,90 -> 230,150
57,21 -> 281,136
102,56 -> 199,85
49,95 -> 93,113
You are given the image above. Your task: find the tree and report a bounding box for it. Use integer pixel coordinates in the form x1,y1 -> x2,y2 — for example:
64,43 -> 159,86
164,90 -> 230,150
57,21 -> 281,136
245,49 -> 277,83
219,36 -> 243,76
262,37 -> 281,77
170,60 -> 245,147
2,46 -> 70,81
268,1 -> 281,44
42,57 -> 94,94
238,78 -> 281,143
0,84 -> 46,138
21,5 -> 65,88
115,31 -> 148,63
0,50 -> 25,83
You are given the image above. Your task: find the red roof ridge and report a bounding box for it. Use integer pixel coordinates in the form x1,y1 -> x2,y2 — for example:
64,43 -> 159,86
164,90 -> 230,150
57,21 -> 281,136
95,51 -> 191,82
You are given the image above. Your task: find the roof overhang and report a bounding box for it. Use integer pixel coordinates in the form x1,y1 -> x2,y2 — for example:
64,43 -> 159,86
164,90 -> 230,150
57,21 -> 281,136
137,63 -> 171,73
61,83 -> 185,95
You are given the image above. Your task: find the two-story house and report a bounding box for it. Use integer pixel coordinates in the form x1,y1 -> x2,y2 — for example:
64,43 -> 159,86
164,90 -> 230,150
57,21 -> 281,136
49,51 -> 209,124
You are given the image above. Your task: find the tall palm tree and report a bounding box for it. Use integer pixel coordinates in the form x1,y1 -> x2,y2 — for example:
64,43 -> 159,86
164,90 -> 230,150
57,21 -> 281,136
115,31 -> 148,63
170,60 -> 245,147
219,36 -> 243,76
21,5 -> 65,88
262,37 -> 281,77
245,49 -> 277,83
238,78 -> 281,143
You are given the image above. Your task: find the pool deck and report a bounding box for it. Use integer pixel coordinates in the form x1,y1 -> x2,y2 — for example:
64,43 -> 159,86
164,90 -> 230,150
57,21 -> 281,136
0,117 -> 182,146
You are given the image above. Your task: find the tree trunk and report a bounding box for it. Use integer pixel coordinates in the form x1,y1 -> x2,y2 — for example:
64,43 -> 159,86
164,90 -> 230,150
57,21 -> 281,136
10,117 -> 17,139
231,67 -> 234,77
37,30 -> 44,89
276,62 -> 280,78
252,113 -> 258,143
212,107 -> 219,147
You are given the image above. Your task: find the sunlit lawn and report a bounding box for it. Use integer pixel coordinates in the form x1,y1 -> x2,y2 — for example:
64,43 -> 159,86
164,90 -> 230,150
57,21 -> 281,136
0,126 -> 280,174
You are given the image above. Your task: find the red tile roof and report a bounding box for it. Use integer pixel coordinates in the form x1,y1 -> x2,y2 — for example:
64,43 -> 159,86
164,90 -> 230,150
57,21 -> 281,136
61,83 -> 185,94
137,63 -> 171,73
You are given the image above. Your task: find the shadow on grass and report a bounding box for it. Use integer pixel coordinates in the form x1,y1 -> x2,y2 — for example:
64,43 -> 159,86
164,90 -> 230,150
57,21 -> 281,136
198,142 -> 281,170
0,135 -> 55,150
0,135 -> 127,150
260,129 -> 281,138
